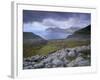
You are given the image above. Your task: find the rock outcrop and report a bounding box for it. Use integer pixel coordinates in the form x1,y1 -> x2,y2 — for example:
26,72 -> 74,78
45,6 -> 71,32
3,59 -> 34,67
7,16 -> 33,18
23,45 -> 90,69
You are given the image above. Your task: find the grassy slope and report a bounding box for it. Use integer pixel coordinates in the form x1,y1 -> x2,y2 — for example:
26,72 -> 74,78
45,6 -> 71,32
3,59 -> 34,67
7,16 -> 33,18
23,39 -> 90,58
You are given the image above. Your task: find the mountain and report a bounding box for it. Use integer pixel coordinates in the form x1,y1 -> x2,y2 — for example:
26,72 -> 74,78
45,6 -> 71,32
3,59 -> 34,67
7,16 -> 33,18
74,25 -> 91,35
23,32 -> 42,39
67,25 -> 91,40
65,27 -> 80,33
46,27 -> 66,33
46,27 -> 80,33
23,32 -> 47,45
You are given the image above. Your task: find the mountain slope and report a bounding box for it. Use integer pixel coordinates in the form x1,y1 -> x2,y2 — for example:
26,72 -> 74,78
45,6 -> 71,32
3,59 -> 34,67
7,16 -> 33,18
74,25 -> 91,35
23,32 -> 42,39
67,25 -> 91,40
23,32 -> 47,45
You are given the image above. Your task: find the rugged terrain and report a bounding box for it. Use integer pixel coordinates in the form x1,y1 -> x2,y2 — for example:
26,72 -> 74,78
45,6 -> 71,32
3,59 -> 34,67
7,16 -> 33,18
23,24 -> 91,69
23,45 -> 90,69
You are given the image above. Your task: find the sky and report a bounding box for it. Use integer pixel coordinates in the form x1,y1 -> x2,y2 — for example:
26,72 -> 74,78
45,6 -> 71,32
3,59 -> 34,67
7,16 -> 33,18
23,10 -> 91,32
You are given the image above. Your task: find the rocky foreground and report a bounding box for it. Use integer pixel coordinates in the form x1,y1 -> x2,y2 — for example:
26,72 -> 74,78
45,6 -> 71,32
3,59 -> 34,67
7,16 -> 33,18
23,45 -> 90,69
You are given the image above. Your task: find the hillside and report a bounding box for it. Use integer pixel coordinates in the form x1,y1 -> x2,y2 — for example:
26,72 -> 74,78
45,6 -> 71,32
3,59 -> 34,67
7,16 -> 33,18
74,25 -> 91,35
67,25 -> 91,40
23,32 -> 47,44
23,32 -> 42,39
23,32 -> 47,57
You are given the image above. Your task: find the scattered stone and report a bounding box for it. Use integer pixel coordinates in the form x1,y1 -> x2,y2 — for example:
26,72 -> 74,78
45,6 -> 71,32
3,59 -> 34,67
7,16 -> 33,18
23,45 -> 90,69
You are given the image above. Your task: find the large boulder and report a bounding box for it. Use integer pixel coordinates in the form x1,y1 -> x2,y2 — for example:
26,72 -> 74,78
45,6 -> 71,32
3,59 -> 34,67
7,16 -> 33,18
52,58 -> 64,67
67,56 -> 90,67
41,57 -> 53,64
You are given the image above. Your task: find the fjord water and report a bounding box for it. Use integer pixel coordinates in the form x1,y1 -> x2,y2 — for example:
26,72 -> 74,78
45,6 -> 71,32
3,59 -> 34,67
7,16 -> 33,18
33,31 -> 71,40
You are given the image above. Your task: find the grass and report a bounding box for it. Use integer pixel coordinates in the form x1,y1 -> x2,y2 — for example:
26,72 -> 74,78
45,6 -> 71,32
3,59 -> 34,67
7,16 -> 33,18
23,39 -> 90,58
63,40 -> 90,48
37,44 -> 60,56
23,44 -> 45,58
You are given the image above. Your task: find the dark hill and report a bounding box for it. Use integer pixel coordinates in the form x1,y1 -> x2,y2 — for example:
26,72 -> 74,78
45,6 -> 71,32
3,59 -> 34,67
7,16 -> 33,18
74,25 -> 91,35
23,32 -> 42,39
23,32 -> 47,45
67,25 -> 91,40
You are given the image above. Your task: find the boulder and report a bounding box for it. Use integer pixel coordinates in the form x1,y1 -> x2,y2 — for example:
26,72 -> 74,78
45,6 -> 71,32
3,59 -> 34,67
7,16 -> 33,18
31,55 -> 41,62
52,58 -> 64,67
58,49 -> 68,59
67,56 -> 90,67
67,49 -> 77,58
42,57 -> 53,64
33,62 -> 44,68
77,60 -> 90,66
45,63 -> 52,68
23,65 -> 33,69
23,61 -> 32,67
23,57 -> 31,62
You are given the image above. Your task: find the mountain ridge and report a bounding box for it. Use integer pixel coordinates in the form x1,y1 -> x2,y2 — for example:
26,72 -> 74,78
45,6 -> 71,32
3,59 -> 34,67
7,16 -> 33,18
67,24 -> 91,40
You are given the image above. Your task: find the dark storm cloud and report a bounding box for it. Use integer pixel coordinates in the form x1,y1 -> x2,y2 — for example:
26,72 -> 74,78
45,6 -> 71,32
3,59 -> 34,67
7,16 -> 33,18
23,10 -> 91,23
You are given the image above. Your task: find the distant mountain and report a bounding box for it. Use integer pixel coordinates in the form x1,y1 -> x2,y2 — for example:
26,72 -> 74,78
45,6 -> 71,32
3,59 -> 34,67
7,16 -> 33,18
46,27 -> 80,33
46,27 -> 65,33
67,25 -> 91,40
65,27 -> 80,33
23,32 -> 42,39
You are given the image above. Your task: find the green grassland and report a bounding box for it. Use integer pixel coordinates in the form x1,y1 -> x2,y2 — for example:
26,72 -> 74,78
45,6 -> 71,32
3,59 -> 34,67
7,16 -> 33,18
23,39 -> 90,58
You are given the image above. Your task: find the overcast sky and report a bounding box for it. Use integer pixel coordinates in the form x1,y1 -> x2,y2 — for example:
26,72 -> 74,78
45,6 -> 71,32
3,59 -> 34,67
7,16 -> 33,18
23,10 -> 91,32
